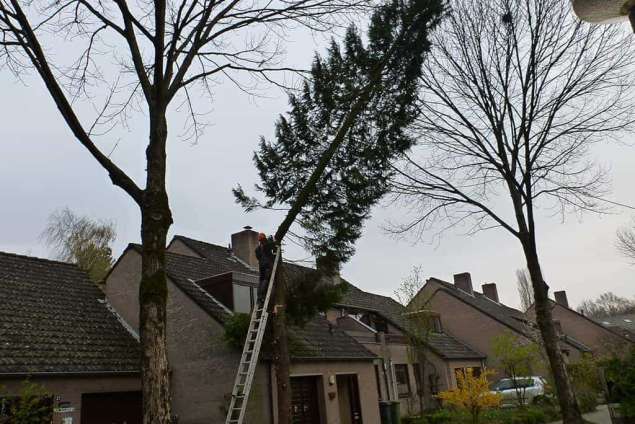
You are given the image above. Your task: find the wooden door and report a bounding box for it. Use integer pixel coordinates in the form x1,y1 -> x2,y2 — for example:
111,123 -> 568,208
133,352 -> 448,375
291,376 -> 321,424
336,374 -> 363,424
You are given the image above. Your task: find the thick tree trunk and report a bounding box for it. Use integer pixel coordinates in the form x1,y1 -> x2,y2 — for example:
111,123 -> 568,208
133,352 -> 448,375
272,263 -> 291,424
139,110 -> 173,424
520,236 -> 582,424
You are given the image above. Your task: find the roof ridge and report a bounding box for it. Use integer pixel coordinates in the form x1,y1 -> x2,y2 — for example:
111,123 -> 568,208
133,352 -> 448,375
173,234 -> 229,250
0,250 -> 80,269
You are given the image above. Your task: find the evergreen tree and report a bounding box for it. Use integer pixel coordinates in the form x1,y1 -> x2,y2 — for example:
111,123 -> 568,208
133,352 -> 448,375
235,0 -> 442,421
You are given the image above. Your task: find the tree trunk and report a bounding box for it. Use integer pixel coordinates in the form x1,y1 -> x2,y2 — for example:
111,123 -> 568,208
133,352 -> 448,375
272,262 -> 291,424
139,110 -> 173,424
416,352 -> 426,414
521,237 -> 582,424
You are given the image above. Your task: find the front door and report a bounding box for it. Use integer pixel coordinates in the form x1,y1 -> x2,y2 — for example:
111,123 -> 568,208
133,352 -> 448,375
336,374 -> 363,424
291,376 -> 321,424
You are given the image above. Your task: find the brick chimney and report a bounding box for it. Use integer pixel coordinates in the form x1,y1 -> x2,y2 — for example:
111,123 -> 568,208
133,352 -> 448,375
481,283 -> 499,303
554,291 -> 569,308
453,272 -> 474,295
231,226 -> 259,268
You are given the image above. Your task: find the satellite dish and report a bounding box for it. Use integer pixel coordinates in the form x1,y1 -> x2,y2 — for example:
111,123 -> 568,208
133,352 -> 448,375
572,0 -> 634,24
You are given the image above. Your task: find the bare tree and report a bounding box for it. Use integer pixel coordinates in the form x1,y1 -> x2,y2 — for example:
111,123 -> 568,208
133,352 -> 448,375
617,218 -> 635,262
517,269 -> 533,312
41,207 -> 116,284
395,265 -> 434,414
395,265 -> 425,306
578,292 -> 635,318
389,0 -> 634,422
0,0 -> 365,421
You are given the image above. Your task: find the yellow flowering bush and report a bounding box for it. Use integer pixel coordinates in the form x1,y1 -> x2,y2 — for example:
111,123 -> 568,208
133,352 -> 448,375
439,369 -> 501,424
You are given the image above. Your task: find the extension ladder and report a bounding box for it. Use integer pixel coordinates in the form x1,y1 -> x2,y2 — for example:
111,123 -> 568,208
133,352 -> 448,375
225,247 -> 281,424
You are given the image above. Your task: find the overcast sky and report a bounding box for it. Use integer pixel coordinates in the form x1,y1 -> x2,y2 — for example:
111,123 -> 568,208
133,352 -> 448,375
2,21 -> 635,312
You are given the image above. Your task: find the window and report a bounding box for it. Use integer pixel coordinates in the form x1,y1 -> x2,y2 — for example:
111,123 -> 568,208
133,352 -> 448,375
394,364 -> 411,398
454,367 -> 482,388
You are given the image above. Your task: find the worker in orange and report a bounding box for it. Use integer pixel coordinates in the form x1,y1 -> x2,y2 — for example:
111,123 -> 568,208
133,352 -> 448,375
255,232 -> 275,304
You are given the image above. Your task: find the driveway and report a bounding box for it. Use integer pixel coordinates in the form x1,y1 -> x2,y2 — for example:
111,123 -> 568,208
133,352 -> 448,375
548,405 -> 611,424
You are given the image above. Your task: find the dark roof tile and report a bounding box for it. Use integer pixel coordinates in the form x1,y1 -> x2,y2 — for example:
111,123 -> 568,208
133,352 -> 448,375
0,251 -> 140,375
339,281 -> 484,360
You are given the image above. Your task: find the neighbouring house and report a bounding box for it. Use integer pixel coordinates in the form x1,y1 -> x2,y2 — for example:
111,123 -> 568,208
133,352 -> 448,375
0,251 -> 141,424
330,283 -> 485,414
527,291 -> 634,357
411,274 -> 592,382
106,229 -> 381,424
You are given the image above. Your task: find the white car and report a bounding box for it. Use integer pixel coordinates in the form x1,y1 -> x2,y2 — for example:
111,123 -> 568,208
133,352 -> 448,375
491,376 -> 548,407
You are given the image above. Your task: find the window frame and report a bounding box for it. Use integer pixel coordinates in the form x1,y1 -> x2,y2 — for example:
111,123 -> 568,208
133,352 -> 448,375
394,364 -> 412,398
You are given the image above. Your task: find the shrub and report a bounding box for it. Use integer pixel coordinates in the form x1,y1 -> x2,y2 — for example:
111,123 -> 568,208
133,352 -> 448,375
0,381 -> 53,424
604,348 -> 635,417
223,313 -> 251,350
568,355 -> 601,413
439,369 -> 501,424
425,409 -> 453,424
402,416 -> 426,424
420,406 -> 553,424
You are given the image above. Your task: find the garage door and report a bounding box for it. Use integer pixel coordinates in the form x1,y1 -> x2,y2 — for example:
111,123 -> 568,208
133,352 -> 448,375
291,376 -> 321,424
81,391 -> 142,424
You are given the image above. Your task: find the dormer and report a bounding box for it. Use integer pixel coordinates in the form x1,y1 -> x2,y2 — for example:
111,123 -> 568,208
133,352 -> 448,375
196,271 -> 258,314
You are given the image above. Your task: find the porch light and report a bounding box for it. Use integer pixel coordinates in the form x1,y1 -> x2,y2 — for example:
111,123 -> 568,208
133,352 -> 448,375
572,0 -> 635,31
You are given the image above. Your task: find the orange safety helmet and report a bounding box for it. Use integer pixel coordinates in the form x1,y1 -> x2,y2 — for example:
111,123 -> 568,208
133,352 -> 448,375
258,232 -> 267,242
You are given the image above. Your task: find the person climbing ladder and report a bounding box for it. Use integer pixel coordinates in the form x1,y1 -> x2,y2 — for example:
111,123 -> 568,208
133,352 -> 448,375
255,232 -> 275,304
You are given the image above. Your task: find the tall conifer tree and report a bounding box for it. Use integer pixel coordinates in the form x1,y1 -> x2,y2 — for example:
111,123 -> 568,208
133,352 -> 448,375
235,0 -> 443,420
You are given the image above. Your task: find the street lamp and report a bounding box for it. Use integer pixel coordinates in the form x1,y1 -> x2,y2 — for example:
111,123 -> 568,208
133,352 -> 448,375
572,0 -> 635,31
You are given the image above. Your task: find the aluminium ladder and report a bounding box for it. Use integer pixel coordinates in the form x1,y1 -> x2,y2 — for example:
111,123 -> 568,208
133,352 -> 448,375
225,247 -> 281,424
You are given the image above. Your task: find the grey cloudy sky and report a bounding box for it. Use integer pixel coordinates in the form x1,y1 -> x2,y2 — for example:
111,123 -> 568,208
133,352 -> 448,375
2,22 -> 634,312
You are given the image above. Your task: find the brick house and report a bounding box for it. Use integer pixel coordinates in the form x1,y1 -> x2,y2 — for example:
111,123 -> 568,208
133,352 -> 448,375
410,273 -> 592,381
106,229 -> 484,422
107,231 -> 380,424
330,284 -> 484,414
0,251 -> 141,424
526,291 -> 633,358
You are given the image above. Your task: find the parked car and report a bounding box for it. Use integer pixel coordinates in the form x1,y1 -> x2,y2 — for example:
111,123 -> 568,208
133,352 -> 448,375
491,376 -> 548,407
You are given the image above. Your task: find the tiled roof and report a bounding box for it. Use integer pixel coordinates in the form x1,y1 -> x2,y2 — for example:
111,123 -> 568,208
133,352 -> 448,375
0,251 -> 140,375
172,235 -> 254,272
128,244 -> 232,324
338,281 -> 484,359
161,237 -> 376,361
289,317 -> 376,361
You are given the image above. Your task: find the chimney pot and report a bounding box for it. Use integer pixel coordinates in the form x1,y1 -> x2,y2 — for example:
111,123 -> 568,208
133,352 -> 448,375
554,291 -> 569,308
453,272 -> 474,295
231,228 -> 260,268
482,283 -> 499,303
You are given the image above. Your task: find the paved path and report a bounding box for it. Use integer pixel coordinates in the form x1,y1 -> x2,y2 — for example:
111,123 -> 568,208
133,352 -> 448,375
548,405 -> 611,424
